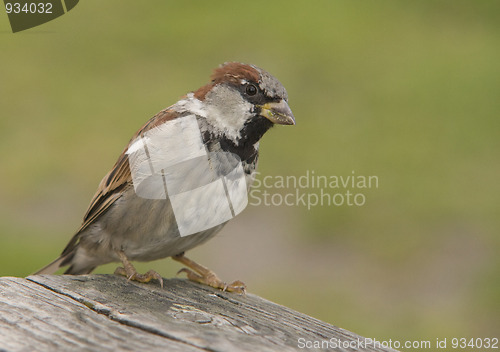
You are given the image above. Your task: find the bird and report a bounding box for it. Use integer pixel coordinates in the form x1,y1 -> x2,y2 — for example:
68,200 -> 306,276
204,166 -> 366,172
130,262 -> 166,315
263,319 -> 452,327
34,62 -> 295,293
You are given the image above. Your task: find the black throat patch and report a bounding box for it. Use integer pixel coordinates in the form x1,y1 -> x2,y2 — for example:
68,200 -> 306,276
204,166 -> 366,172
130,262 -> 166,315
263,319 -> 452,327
202,115 -> 273,165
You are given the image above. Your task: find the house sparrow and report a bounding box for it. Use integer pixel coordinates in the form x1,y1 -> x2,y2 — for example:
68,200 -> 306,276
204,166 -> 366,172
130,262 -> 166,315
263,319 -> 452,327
35,62 -> 295,293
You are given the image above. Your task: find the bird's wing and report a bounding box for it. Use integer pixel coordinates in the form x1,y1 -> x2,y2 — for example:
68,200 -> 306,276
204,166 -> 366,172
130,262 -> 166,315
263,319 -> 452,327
60,107 -> 180,257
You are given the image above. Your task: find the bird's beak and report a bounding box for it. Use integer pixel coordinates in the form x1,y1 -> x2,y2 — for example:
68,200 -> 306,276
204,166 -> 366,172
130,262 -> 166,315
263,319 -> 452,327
259,100 -> 296,125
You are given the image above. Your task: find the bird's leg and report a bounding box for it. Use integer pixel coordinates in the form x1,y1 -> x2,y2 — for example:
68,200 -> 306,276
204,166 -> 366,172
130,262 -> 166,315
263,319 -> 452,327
114,250 -> 163,288
172,253 -> 246,294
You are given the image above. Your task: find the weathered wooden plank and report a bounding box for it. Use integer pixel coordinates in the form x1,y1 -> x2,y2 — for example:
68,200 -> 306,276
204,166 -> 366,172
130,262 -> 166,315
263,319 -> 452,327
0,277 -> 200,352
0,275 -> 397,352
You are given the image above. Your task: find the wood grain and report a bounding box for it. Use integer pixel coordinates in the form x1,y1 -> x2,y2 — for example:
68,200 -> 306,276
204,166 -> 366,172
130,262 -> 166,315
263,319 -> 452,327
0,275 -> 397,352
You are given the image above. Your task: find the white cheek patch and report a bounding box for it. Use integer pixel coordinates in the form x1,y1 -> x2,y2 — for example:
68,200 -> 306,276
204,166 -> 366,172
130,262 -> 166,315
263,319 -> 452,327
203,85 -> 253,144
126,115 -> 248,237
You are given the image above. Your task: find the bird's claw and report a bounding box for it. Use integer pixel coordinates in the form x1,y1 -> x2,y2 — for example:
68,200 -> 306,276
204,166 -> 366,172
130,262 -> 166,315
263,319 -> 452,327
115,266 -> 164,288
177,267 -> 246,294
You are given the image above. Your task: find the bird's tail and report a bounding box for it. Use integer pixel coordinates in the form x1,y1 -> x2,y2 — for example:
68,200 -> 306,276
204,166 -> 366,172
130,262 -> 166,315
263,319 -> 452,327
33,256 -> 67,275
33,249 -> 96,275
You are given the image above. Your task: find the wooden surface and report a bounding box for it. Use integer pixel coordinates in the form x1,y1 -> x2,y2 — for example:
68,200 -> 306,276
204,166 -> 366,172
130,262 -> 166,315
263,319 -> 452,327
0,275 -> 397,352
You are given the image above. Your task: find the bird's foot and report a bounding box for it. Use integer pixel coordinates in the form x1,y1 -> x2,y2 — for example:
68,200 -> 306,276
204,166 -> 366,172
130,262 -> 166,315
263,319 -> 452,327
177,268 -> 246,293
173,253 -> 246,294
114,267 -> 164,288
114,251 -> 163,288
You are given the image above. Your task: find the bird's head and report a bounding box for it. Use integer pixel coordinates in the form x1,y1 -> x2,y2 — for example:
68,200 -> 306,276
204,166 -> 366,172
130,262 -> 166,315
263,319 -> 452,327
191,62 -> 295,146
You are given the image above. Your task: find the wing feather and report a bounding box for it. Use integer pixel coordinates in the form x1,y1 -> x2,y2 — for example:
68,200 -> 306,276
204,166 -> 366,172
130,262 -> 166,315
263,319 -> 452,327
61,107 -> 180,256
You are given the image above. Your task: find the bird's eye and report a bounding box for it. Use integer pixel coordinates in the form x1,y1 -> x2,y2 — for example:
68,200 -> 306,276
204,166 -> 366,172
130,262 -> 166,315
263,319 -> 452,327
245,84 -> 258,96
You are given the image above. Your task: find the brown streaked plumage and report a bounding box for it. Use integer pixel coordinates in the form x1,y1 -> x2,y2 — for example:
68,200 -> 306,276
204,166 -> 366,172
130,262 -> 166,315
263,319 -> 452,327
59,108 -> 180,266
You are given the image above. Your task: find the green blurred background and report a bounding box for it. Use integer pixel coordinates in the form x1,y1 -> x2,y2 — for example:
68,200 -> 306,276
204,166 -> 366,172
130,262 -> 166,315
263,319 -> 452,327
1,1 -> 499,350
